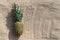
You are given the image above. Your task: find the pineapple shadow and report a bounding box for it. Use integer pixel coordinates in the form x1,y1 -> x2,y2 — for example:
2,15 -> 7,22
6,12 -> 20,40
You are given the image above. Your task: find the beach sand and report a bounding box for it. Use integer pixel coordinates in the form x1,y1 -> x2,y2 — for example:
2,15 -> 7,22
0,0 -> 60,40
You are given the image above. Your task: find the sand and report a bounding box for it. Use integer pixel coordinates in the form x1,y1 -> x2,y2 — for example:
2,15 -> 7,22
0,0 -> 60,40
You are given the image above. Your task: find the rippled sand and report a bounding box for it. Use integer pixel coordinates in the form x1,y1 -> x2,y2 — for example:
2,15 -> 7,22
0,0 -> 60,40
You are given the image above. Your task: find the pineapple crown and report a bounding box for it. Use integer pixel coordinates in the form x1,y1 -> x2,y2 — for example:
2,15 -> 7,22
12,3 -> 23,22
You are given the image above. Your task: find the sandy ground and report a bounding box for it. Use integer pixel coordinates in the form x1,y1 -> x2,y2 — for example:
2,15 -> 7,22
0,0 -> 60,40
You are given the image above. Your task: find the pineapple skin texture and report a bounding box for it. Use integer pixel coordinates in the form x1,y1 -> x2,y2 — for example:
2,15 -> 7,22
15,22 -> 23,36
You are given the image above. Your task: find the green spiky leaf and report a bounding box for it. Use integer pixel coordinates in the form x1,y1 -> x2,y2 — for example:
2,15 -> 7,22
12,3 -> 23,22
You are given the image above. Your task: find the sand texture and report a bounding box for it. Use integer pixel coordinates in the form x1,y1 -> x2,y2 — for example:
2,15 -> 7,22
0,0 -> 60,40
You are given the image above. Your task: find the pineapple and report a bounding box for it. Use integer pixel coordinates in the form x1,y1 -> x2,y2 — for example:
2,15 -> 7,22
12,3 -> 23,36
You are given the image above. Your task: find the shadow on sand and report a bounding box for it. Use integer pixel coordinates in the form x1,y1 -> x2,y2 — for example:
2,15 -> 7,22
6,11 -> 20,40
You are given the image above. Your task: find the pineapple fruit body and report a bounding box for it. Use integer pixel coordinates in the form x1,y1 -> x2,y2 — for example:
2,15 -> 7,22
15,22 -> 23,36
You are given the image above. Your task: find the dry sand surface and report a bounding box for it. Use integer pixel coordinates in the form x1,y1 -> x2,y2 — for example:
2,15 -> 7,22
0,0 -> 60,40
